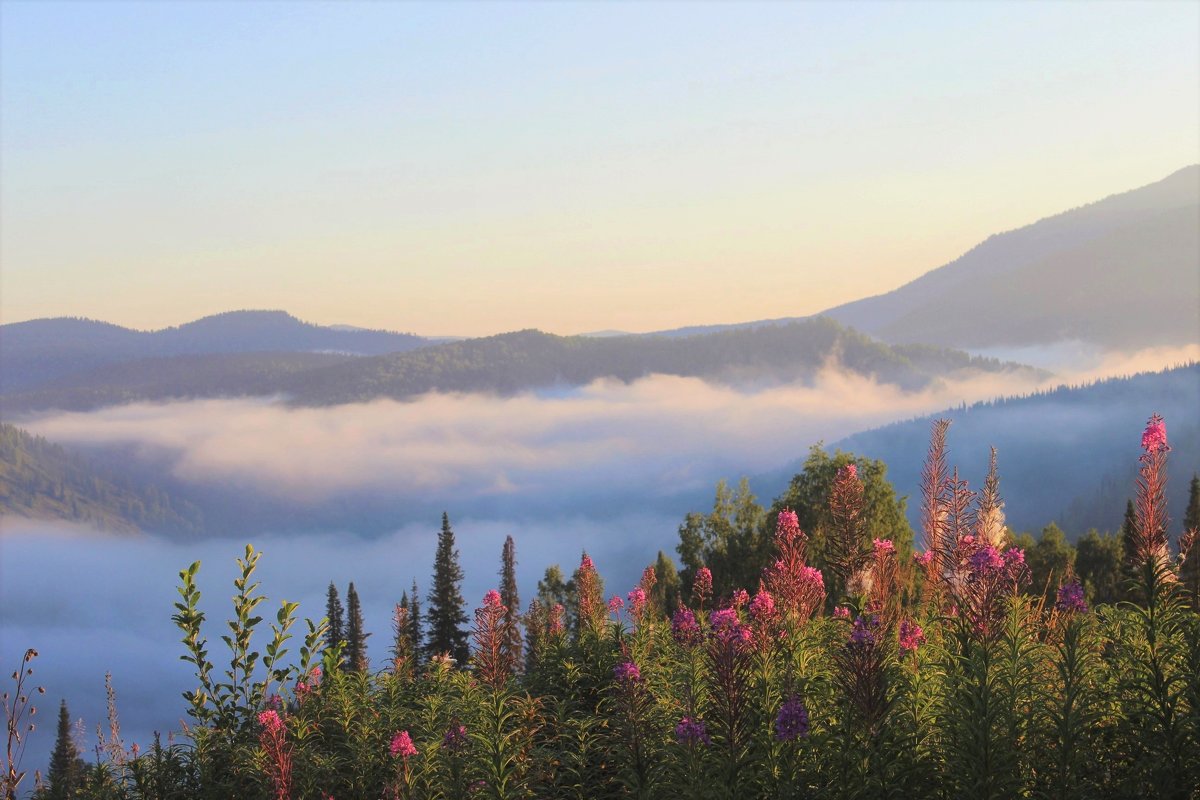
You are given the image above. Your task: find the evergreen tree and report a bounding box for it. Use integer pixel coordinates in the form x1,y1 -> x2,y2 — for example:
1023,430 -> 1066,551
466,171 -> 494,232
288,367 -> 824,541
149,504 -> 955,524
46,700 -> 81,800
1076,529 -> 1123,605
409,578 -> 423,668
499,535 -> 523,674
1184,473 -> 1200,535
1119,498 -> 1139,591
344,582 -> 369,672
1026,523 -> 1076,602
653,550 -> 682,612
324,582 -> 345,654
392,591 -> 414,673
426,512 -> 470,664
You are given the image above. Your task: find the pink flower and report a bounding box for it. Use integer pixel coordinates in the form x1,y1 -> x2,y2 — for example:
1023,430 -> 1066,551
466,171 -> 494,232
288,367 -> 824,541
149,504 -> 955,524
549,604 -> 565,636
613,660 -> 641,684
608,595 -> 624,615
671,606 -> 701,646
627,587 -> 647,620
483,590 -> 503,609
898,619 -> 926,653
872,539 -> 895,555
833,605 -> 851,619
748,590 -> 776,622
1142,414 -> 1169,453
914,551 -> 934,567
839,463 -> 859,481
693,567 -> 713,605
732,589 -> 749,609
390,730 -> 418,759
580,554 -> 595,572
258,709 -> 284,735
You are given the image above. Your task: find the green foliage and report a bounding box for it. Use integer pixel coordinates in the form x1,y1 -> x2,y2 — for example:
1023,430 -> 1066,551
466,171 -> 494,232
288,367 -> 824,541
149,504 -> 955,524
426,513 -> 470,664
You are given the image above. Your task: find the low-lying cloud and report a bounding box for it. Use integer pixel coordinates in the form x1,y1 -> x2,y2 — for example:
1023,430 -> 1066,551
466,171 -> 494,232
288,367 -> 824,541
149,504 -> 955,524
15,365 -> 1059,506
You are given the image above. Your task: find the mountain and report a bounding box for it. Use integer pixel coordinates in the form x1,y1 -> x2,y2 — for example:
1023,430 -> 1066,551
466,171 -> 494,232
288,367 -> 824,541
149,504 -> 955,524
820,165 -> 1200,350
773,363 -> 1200,539
0,422 -> 203,534
1,317 -> 1042,414
0,310 -> 428,393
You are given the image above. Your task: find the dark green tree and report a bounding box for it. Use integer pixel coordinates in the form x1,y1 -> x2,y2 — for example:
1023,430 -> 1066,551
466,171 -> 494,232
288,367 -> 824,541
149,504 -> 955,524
1025,523 -> 1076,602
324,582 -> 345,654
1075,529 -> 1123,605
1119,498 -> 1139,597
409,578 -> 423,669
652,550 -> 682,613
46,700 -> 82,800
676,477 -> 765,599
426,512 -> 470,664
537,565 -> 573,611
1181,474 -> 1200,605
344,582 -> 369,672
1184,473 -> 1200,535
499,535 -> 523,674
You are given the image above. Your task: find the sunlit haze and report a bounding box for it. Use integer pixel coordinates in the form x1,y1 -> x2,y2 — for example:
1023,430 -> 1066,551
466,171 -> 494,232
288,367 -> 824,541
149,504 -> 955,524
3,1 -> 1198,335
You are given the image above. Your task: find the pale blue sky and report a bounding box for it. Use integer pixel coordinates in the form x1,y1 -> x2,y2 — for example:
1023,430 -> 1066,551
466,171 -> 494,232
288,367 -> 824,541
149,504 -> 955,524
2,1 -> 1197,335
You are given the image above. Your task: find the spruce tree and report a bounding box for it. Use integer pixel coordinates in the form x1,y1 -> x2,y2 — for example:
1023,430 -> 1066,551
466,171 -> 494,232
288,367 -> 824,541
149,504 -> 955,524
344,582 -> 369,672
1120,498 -> 1139,591
47,700 -> 81,800
499,535 -> 523,673
324,582 -> 345,654
426,512 -> 470,664
1184,473 -> 1200,535
409,578 -> 423,669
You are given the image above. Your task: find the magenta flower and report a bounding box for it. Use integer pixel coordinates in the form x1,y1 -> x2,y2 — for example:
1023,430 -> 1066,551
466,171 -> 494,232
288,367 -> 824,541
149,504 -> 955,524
675,716 -> 711,745
608,595 -> 624,615
914,551 -> 934,567
613,660 -> 641,684
549,603 -> 565,636
1055,581 -> 1088,614
258,709 -> 284,735
483,590 -> 503,609
833,605 -> 851,619
872,538 -> 895,555
774,695 -> 810,741
969,545 -> 1005,575
732,588 -> 749,609
390,730 -> 418,759
671,606 -> 701,646
627,587 -> 647,619
1142,414 -> 1169,453
693,567 -> 713,606
839,463 -> 859,481
748,590 -> 776,622
898,619 -> 926,653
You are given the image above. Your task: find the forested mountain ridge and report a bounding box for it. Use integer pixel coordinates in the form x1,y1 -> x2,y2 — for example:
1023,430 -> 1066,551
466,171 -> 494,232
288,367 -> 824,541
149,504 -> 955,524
0,317 -> 1038,414
0,422 -> 203,534
820,165 -> 1200,349
811,363 -> 1200,537
0,310 -> 428,393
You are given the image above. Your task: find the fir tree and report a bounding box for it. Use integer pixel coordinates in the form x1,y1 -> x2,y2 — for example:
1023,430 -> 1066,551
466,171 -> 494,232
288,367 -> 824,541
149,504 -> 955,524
46,700 -> 81,800
409,578 -> 423,669
426,512 -> 470,664
1120,498 -> 1139,594
653,550 -> 682,612
499,535 -> 523,674
344,582 -> 369,672
1184,473 -> 1200,535
324,582 -> 345,655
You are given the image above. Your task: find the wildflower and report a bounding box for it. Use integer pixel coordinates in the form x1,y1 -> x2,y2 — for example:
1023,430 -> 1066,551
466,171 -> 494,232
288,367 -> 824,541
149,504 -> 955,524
840,463 -> 859,481
442,724 -> 468,752
748,590 -> 776,622
608,595 -> 624,615
872,538 -> 895,555
774,696 -> 810,741
693,567 -> 713,607
614,660 -> 641,684
675,716 -> 711,745
627,587 -> 647,620
833,605 -> 851,619
390,730 -> 418,759
914,551 -> 934,567
710,607 -> 753,647
969,545 -> 1005,575
848,615 -> 878,647
1142,414 -> 1169,453
1055,582 -> 1088,614
483,590 -> 503,609
671,606 -> 701,646
258,709 -> 284,735
898,619 -> 926,653
548,604 -> 565,636
731,588 -> 749,609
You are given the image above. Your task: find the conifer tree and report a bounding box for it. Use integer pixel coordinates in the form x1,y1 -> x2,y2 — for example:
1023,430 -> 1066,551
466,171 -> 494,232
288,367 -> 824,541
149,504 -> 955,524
1120,498 -> 1139,594
499,535 -> 523,673
47,700 -> 81,800
344,582 -> 369,672
426,512 -> 470,664
1184,473 -> 1200,535
324,582 -> 345,654
653,550 -> 682,612
409,578 -> 423,668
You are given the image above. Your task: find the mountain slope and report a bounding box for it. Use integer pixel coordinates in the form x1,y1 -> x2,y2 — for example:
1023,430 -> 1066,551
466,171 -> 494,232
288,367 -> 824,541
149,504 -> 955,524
0,423 -> 203,534
796,364 -> 1200,538
0,310 -> 428,393
820,165 -> 1200,350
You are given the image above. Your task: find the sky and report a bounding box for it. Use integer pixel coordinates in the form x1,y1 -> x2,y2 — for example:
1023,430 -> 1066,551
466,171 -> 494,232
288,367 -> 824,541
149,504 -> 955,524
2,1 -> 1198,337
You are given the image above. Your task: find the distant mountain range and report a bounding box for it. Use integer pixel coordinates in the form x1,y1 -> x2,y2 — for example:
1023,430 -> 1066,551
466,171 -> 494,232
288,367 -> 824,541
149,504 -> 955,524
0,317 -> 1038,414
0,310 -> 428,393
804,363 -> 1200,539
650,166 -> 1200,351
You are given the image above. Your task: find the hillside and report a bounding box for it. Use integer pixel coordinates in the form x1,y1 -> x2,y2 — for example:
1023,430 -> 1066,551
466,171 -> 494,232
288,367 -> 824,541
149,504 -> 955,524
820,165 -> 1200,350
0,310 -> 428,393
794,364 -> 1200,537
0,423 -> 203,534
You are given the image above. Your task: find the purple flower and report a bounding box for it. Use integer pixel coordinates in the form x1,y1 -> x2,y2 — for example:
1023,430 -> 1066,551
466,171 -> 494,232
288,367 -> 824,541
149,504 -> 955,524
774,696 -> 810,741
1055,581 -> 1088,614
442,724 -> 468,752
613,660 -> 641,684
675,716 -> 711,745
969,546 -> 1005,575
848,615 -> 878,647
748,590 -> 776,622
671,606 -> 701,646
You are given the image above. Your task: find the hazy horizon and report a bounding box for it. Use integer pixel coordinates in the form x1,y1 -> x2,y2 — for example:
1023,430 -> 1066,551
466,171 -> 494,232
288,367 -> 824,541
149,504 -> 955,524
4,2 -> 1198,335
